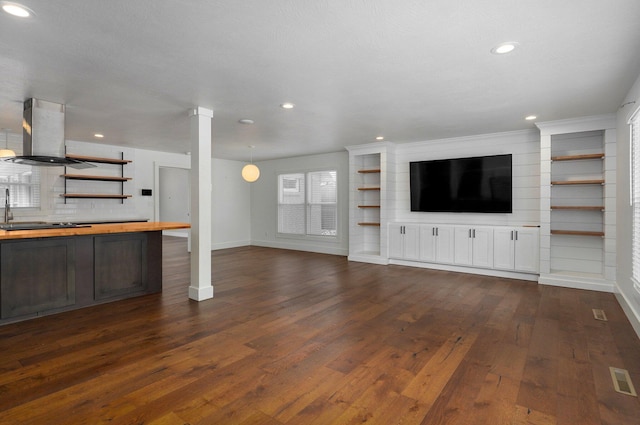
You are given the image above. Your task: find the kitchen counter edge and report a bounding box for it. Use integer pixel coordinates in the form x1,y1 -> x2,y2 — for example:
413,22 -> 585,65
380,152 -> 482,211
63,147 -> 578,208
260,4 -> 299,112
0,222 -> 191,240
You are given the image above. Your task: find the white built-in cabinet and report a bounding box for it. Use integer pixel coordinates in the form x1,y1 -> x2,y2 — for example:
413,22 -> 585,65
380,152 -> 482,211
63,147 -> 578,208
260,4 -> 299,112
453,226 -> 494,268
493,227 -> 539,273
389,224 -> 420,261
537,115 -> 616,292
419,225 -> 454,264
389,223 -> 538,275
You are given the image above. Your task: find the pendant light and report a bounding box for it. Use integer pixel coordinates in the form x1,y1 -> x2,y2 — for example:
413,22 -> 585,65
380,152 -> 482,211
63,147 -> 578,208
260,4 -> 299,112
0,128 -> 16,158
242,145 -> 260,182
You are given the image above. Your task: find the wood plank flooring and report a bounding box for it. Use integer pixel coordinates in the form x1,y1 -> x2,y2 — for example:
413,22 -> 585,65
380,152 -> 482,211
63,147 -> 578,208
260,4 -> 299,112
1,237 -> 639,424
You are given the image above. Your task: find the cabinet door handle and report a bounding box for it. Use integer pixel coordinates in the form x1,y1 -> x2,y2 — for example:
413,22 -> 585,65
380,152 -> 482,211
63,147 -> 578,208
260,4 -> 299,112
515,231 -> 518,241
472,229 -> 476,238
432,227 -> 435,236
436,227 -> 439,236
468,229 -> 471,238
510,230 -> 513,240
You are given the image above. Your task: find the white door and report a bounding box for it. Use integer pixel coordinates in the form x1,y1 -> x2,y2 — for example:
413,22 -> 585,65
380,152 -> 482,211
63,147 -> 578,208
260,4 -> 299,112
388,224 -> 404,259
472,227 -> 494,268
159,167 -> 191,237
419,225 -> 436,262
514,228 -> 539,273
403,224 -> 420,261
435,225 -> 455,264
493,227 -> 515,270
454,227 -> 473,266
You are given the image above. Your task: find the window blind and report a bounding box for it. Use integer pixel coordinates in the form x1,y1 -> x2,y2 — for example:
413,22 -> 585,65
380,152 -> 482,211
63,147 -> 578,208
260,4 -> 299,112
278,173 -> 305,235
277,170 -> 337,237
0,135 -> 40,209
307,170 -> 337,236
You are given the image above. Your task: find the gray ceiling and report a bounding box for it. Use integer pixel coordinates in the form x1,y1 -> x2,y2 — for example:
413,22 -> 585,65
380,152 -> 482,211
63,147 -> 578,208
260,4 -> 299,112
1,0 -> 639,161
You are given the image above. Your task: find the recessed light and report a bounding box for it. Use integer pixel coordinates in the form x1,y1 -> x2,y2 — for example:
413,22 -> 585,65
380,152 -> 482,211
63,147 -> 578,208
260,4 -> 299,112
94,133 -> 104,138
491,42 -> 519,55
375,136 -> 384,140
280,103 -> 295,109
238,119 -> 254,125
525,115 -> 537,121
1,2 -> 34,18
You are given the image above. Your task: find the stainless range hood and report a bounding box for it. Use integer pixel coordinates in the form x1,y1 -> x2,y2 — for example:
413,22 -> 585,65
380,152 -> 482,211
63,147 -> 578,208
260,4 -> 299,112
4,98 -> 94,169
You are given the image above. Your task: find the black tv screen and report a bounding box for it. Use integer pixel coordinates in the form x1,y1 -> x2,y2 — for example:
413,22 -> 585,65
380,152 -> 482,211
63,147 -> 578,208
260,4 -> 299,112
410,154 -> 512,213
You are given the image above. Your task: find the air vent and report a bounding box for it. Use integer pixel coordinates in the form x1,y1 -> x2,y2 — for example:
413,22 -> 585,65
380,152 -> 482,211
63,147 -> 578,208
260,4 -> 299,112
609,367 -> 637,396
592,308 -> 608,321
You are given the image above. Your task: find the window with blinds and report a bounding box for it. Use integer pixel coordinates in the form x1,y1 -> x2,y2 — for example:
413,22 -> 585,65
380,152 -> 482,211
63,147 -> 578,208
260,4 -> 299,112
278,170 -> 337,237
631,108 -> 640,291
0,134 -> 40,209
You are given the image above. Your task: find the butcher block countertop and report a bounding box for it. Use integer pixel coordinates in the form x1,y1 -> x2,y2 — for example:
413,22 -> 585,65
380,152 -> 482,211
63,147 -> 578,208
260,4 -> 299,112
0,221 -> 190,241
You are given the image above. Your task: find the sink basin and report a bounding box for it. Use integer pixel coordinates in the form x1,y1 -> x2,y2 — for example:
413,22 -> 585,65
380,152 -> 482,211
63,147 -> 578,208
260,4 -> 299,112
0,222 -> 87,231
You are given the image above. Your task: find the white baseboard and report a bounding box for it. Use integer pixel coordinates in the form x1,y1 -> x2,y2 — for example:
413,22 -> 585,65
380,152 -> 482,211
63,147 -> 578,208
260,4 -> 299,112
614,285 -> 640,339
347,254 -> 389,265
388,259 -> 539,282
188,285 -> 214,301
251,239 -> 348,256
211,240 -> 250,251
538,273 -> 614,293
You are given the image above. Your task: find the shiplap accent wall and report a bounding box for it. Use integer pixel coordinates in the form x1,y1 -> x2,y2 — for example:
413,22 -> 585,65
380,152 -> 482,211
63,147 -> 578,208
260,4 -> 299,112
392,129 -> 540,227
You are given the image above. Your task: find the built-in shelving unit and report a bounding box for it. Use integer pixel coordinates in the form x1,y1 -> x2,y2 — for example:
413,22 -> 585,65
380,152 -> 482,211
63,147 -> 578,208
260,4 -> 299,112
346,143 -> 394,264
356,163 -> 381,229
537,115 -> 616,292
62,153 -> 132,202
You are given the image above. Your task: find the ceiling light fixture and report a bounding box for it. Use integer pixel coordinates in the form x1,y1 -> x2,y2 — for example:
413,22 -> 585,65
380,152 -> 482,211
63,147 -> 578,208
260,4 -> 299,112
94,133 -> 104,138
238,119 -> 254,125
241,145 -> 260,183
0,128 -> 16,158
491,42 -> 519,55
376,136 -> 384,141
525,115 -> 537,121
1,2 -> 34,18
280,103 -> 295,109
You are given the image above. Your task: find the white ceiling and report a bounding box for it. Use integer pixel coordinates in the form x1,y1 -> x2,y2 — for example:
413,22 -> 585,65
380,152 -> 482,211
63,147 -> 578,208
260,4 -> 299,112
1,0 -> 639,161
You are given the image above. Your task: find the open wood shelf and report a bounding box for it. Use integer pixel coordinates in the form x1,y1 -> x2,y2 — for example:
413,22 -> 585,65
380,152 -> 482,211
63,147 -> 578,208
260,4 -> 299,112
551,153 -> 604,161
357,169 -> 381,173
357,222 -> 380,226
65,154 -> 132,165
551,229 -> 604,237
551,205 -> 604,211
62,174 -> 132,182
357,187 -> 380,191
551,179 -> 604,185
61,194 -> 132,199
64,151 -> 131,203
358,205 -> 380,208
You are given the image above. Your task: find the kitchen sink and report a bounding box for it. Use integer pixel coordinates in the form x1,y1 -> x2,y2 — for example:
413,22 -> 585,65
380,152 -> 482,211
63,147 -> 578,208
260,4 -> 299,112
0,222 -> 89,231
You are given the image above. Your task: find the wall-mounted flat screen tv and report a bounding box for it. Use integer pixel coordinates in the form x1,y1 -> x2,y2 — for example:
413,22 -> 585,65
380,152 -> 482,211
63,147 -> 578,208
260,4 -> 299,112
410,154 -> 512,213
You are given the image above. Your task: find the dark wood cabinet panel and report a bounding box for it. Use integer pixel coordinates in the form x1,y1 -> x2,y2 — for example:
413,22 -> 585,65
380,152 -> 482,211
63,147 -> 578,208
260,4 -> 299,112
94,233 -> 148,300
0,231 -> 163,324
1,238 -> 76,319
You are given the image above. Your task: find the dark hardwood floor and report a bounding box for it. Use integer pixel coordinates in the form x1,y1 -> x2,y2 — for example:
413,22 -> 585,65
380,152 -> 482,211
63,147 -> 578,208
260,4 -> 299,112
1,237 -> 639,424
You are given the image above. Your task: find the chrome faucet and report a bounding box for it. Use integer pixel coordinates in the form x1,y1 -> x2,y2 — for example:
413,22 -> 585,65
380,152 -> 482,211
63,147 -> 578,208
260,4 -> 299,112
4,188 -> 13,223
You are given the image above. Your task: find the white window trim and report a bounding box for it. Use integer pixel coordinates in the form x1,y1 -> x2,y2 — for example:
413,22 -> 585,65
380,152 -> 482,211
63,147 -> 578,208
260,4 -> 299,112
628,104 -> 640,294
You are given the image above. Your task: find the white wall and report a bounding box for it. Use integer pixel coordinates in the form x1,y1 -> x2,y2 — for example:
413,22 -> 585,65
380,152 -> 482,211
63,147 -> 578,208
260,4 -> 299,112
210,158 -> 251,249
250,151 -> 349,256
393,129 -> 540,227
616,72 -> 640,336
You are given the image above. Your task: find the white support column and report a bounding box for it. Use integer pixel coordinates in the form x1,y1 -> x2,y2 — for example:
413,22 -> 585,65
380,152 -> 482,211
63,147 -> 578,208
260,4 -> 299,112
188,106 -> 214,301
